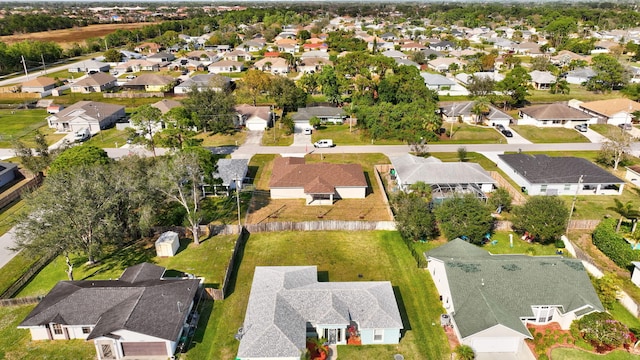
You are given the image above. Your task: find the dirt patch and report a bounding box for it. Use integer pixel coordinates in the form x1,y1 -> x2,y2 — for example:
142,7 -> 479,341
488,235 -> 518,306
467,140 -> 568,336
0,23 -> 154,48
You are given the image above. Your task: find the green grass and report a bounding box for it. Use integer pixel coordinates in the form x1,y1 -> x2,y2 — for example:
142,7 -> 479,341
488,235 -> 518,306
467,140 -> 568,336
311,124 -> 403,145
195,131 -> 246,147
482,232 -> 560,256
609,302 -> 640,330
52,92 -> 161,108
262,126 -> 293,146
510,125 -> 590,143
590,124 -> 620,138
528,85 -> 622,103
0,109 -> 49,148
193,231 -> 450,360
441,123 -> 505,144
0,305 -> 95,360
0,198 -> 25,236
550,348 -> 640,360
83,127 -> 130,148
0,252 -> 39,296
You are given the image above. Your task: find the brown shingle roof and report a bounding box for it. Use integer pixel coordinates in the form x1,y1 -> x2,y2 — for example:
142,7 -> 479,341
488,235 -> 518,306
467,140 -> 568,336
22,77 -> 56,87
580,98 -> 640,117
269,157 -> 366,193
520,103 -> 591,121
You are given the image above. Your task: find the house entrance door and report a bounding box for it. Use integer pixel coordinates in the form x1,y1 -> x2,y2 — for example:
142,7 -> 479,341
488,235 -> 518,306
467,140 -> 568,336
328,329 -> 337,344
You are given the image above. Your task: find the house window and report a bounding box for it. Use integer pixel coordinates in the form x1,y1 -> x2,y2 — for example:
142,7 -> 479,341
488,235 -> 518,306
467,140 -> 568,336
564,184 -> 571,191
540,185 -> 547,193
52,324 -> 63,335
373,329 -> 383,342
534,306 -> 554,323
82,327 -> 91,334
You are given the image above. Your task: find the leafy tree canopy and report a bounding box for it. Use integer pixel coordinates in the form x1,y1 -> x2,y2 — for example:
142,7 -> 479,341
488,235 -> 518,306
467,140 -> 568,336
512,196 -> 568,243
49,145 -> 110,175
434,194 -> 493,244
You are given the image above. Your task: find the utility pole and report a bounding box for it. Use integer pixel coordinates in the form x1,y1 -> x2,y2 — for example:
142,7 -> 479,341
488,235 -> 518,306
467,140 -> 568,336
235,174 -> 242,231
21,55 -> 29,79
41,54 -> 46,75
567,174 -> 584,234
104,38 -> 108,51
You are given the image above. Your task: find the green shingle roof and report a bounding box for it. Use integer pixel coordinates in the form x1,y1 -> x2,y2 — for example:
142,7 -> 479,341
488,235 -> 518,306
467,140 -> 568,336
426,239 -> 603,339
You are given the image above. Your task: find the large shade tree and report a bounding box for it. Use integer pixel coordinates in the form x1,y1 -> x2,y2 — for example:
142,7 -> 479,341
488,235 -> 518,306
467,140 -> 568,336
434,194 -> 493,244
512,196 -> 569,243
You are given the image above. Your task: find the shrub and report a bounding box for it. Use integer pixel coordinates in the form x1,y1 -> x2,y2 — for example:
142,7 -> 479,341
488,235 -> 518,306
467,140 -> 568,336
576,312 -> 632,352
538,354 -> 549,360
555,239 -> 565,248
592,218 -> 640,268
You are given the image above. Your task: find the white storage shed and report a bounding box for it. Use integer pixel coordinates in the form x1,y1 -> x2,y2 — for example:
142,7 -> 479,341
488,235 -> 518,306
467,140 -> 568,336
155,231 -> 180,257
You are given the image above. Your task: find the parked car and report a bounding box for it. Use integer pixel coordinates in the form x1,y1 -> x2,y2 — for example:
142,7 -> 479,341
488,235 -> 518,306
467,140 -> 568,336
303,128 -> 312,135
73,128 -> 91,142
618,123 -> 633,130
501,129 -> 513,137
574,124 -> 588,132
313,139 -> 335,148
496,124 -> 505,131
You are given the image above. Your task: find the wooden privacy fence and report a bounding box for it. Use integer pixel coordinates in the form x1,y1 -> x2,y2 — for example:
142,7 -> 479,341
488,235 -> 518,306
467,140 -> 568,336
489,171 -> 526,205
0,295 -> 42,307
1,253 -> 56,299
567,219 -> 601,230
0,174 -> 41,210
373,164 -> 395,219
217,227 -> 249,300
212,221 -> 397,235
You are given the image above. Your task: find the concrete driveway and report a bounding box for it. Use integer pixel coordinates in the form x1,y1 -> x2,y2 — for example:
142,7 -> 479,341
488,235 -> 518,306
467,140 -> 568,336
503,126 -> 532,145
581,128 -> 608,143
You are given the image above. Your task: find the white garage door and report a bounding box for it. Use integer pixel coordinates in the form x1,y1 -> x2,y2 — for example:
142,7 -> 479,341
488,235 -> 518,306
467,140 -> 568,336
471,337 -> 519,352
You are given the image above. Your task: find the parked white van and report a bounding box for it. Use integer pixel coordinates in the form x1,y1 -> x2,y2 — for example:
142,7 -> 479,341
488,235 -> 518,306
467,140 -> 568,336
313,139 -> 335,148
73,128 -> 91,142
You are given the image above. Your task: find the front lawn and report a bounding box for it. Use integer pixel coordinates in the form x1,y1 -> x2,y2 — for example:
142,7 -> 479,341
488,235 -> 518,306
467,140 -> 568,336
195,131 -> 246,147
0,109 -> 49,148
311,124 -> 403,145
528,85 -> 621,103
441,123 -> 505,144
262,126 -> 293,146
194,231 -> 451,360
510,125 -> 590,143
590,124 -> 627,140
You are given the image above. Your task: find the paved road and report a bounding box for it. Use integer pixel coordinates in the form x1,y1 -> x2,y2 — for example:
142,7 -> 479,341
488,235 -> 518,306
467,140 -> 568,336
0,228 -> 18,269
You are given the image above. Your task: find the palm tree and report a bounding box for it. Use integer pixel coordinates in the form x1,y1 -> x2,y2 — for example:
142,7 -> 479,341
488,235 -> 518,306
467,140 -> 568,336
409,181 -> 432,201
454,344 -> 475,360
471,97 -> 491,124
550,78 -> 570,94
607,199 -> 640,233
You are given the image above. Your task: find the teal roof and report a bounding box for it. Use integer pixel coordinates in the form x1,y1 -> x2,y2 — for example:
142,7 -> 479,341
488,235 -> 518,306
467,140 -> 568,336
426,239 -> 604,339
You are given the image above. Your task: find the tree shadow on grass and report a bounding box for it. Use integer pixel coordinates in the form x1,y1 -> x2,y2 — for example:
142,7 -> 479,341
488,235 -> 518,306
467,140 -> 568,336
393,285 -> 412,339
81,240 -> 157,280
187,297 -> 214,351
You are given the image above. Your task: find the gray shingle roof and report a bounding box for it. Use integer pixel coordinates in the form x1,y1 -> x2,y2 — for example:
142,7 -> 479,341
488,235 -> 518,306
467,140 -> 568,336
391,154 -> 496,186
426,239 -> 604,339
237,266 -> 403,358
213,159 -> 249,187
291,106 -> 345,121
19,263 -> 200,342
498,154 -> 623,184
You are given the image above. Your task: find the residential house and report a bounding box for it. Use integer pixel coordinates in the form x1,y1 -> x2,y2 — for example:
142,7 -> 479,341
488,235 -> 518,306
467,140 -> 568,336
440,101 -> 513,127
565,68 -> 596,85
301,50 -> 330,60
240,39 -> 266,52
68,60 -> 111,74
577,98 -> 640,126
224,49 -> 252,62
208,60 -> 244,74
390,154 -> 496,202
550,50 -> 590,66
169,58 -> 206,72
591,40 -> 618,54
514,41 -> 543,56
134,42 -> 162,54
430,40 -> 455,51
428,58 -> 463,72
497,153 -> 624,195
236,266 -> 403,359
517,103 -> 594,128
625,165 -> 640,188
529,70 -> 556,90
174,74 -> 231,94
382,50 -> 408,59
420,48 -> 444,59
122,74 -> 176,92
18,263 -> 201,360
70,73 -> 117,93
291,106 -> 346,131
21,77 -> 56,93
46,101 -> 125,133
455,71 -> 504,85
400,42 -> 426,52
298,57 -> 333,74
277,44 -> 298,55
212,158 -> 248,194
395,58 -> 420,68
253,57 -> 289,75
426,239 -> 603,359
146,52 -> 175,63
236,104 -> 272,131
115,60 -> 160,73
421,73 -> 468,96
269,157 -> 367,205
0,161 -> 18,188
150,99 -> 181,115
632,262 -> 640,287
302,43 -> 328,52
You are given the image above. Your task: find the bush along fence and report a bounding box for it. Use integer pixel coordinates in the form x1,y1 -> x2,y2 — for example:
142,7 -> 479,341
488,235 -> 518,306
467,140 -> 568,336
215,226 -> 249,300
592,218 -> 640,269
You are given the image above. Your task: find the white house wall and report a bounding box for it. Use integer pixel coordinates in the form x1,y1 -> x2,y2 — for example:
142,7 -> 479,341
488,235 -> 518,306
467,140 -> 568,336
496,158 -> 531,192
335,186 -> 366,199
427,259 -> 455,313
480,183 -> 495,193
28,327 -> 51,340
632,268 -> 640,287
625,169 -> 640,187
607,112 -> 631,126
271,188 -> 306,199
359,327 -> 401,345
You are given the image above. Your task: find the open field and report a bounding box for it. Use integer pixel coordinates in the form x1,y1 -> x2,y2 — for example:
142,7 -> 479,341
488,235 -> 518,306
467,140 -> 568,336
0,109 -> 52,148
196,231 -> 451,360
510,125 -> 590,143
0,23 -> 154,49
245,153 -> 393,223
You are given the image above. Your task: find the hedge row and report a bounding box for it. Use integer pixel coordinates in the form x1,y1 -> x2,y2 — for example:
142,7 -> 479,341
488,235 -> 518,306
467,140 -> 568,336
592,218 -> 640,268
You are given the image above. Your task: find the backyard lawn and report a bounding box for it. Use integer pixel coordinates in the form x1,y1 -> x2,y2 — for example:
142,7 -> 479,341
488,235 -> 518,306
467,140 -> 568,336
0,109 -> 52,148
193,231 -> 451,360
528,85 -> 621,103
510,125 -> 590,143
83,127 -> 130,148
